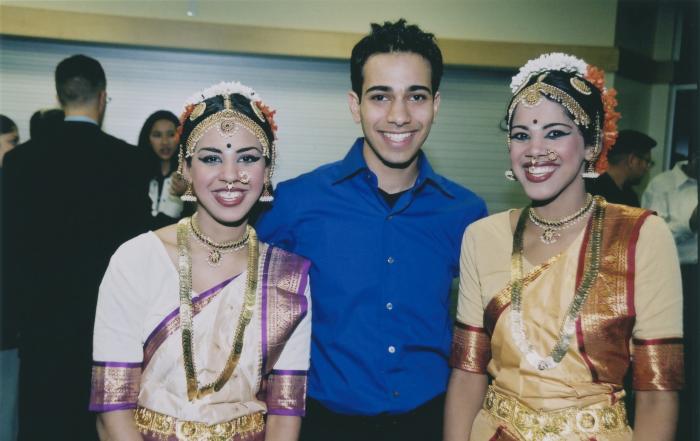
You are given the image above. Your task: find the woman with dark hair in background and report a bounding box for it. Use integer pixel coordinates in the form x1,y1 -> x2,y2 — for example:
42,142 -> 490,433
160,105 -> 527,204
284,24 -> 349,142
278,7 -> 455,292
138,110 -> 187,230
444,53 -> 683,441
0,115 -> 19,167
90,82 -> 311,441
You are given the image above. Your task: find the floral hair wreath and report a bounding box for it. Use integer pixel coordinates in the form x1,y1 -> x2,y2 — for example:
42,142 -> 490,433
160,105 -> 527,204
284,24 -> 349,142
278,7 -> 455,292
510,53 -> 620,174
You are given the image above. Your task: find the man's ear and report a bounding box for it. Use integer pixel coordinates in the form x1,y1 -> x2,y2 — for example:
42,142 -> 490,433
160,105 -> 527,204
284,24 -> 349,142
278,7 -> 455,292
348,91 -> 361,124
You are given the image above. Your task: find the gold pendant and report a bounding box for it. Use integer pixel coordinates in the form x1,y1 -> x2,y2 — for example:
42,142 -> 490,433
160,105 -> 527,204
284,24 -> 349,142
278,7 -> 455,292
208,249 -> 222,267
541,228 -> 559,244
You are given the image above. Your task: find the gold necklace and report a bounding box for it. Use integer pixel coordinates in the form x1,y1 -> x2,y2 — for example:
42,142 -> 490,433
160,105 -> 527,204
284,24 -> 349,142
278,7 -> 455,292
528,193 -> 594,244
189,213 -> 250,266
510,196 -> 605,370
177,217 -> 259,401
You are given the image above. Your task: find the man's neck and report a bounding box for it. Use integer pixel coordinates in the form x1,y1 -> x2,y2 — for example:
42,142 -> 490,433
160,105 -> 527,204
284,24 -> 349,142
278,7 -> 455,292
606,166 -> 628,189
363,147 -> 419,194
63,105 -> 100,125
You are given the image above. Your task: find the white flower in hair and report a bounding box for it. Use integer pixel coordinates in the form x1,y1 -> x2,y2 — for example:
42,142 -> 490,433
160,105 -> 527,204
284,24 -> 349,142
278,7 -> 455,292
184,81 -> 260,107
510,53 -> 588,93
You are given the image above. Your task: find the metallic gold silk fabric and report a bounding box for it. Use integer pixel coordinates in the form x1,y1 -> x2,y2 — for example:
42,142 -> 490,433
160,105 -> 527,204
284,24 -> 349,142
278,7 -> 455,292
450,323 -> 491,373
577,204 -> 649,384
89,363 -> 141,411
265,371 -> 308,416
632,338 -> 685,390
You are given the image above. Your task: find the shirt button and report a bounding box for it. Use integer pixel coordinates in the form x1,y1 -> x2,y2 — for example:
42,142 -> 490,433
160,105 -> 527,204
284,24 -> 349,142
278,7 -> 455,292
388,345 -> 396,354
386,302 -> 393,310
387,215 -> 394,220
393,390 -> 400,397
387,256 -> 395,264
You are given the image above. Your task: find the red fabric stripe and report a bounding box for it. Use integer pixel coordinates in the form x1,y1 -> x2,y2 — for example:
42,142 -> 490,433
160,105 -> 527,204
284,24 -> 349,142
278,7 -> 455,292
455,322 -> 487,333
633,337 -> 684,346
626,210 -> 652,316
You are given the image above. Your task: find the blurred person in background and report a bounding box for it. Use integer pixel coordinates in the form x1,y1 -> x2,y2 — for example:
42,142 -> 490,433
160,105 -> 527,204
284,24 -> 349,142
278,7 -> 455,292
0,113 -> 19,441
2,54 -> 150,440
0,115 -> 19,167
29,108 -> 65,142
137,110 -> 187,230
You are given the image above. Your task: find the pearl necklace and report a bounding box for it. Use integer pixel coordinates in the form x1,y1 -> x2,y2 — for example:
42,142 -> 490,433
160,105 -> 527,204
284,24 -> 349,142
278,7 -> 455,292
510,197 -> 604,370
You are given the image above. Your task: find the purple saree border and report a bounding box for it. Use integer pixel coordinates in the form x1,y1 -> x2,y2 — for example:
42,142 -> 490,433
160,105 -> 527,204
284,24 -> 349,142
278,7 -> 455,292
261,245 -> 274,374
142,274 -> 239,354
90,402 -> 138,412
93,361 -> 142,368
270,369 -> 307,376
267,408 -> 305,417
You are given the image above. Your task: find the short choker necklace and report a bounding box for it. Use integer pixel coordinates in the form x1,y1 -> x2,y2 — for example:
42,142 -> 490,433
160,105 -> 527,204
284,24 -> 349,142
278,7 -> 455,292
528,194 -> 594,244
189,213 -> 250,267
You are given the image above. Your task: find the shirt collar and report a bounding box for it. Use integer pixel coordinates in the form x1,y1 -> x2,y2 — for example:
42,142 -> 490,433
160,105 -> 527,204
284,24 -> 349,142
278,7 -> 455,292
64,115 -> 98,125
332,137 -> 454,197
672,160 -> 695,188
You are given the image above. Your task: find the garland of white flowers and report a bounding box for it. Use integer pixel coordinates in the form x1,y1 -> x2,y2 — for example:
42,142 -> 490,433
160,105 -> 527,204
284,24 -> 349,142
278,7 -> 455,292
509,52 -> 588,93
183,81 -> 262,108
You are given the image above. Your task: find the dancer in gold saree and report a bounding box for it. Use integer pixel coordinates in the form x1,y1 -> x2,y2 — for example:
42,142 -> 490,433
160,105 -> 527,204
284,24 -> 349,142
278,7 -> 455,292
90,82 -> 311,441
444,53 -> 683,441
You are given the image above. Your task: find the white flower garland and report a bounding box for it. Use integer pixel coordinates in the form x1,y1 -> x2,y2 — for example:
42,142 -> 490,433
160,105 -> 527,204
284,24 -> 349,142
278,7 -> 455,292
184,81 -> 261,107
510,52 -> 588,93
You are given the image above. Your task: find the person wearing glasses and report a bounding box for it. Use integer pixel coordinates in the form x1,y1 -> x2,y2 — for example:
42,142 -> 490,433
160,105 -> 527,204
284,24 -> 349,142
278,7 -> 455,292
586,129 -> 656,207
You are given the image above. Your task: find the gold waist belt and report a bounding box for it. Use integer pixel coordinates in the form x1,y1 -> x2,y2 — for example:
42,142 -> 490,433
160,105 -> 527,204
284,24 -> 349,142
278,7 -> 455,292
483,386 -> 628,441
134,406 -> 264,441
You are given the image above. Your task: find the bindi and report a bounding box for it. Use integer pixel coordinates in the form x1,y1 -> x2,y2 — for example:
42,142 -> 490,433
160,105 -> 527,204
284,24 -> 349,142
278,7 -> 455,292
532,119 -> 538,124
226,143 -> 232,149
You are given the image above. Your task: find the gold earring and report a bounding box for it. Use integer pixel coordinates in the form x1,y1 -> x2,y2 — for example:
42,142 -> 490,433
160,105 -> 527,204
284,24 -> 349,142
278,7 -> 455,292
181,181 -> 197,202
259,179 -> 274,202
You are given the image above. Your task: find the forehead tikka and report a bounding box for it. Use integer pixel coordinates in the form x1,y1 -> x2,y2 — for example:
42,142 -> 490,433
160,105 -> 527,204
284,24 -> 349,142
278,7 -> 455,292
185,109 -> 270,159
508,81 -> 591,128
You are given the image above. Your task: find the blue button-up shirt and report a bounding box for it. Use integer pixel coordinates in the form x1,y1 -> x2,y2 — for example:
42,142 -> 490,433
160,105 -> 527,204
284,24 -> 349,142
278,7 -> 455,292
256,138 -> 487,415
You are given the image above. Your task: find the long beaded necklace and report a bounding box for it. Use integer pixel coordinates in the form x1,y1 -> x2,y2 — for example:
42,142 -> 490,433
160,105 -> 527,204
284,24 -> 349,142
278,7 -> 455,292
527,193 -> 594,244
510,196 -> 604,371
190,213 -> 250,267
177,217 -> 259,401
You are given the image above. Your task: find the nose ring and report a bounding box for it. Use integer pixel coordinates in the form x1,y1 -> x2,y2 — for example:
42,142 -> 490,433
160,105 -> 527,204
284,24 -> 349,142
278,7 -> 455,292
546,149 -> 559,161
238,171 -> 250,184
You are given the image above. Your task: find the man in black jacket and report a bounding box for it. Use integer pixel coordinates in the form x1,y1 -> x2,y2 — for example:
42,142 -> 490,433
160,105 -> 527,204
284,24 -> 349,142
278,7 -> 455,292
586,129 -> 657,207
2,54 -> 150,440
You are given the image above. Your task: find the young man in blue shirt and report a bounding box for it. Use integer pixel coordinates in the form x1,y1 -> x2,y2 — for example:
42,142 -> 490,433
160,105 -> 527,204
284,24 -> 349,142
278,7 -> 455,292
256,19 -> 487,441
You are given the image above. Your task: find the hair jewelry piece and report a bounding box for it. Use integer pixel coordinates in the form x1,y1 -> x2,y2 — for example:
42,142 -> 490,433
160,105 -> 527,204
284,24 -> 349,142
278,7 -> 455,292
510,53 -> 587,93
216,118 -> 239,138
508,81 -> 590,128
189,102 -> 206,121
570,77 -> 591,95
583,117 -> 602,178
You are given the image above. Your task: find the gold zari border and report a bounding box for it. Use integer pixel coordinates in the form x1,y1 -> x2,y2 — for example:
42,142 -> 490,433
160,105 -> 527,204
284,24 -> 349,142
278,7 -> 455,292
450,324 -> 491,374
134,406 -> 264,440
483,386 -> 628,441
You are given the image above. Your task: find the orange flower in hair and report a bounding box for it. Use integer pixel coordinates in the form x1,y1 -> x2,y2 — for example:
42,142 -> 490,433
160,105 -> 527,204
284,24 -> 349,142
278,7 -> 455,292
585,65 -> 621,173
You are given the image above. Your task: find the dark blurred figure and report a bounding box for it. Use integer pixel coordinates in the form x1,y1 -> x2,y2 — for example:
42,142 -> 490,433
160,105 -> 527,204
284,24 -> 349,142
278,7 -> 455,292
2,54 -> 150,440
0,115 -> 19,167
29,108 -> 64,141
586,129 -> 657,206
137,110 -> 186,230
0,114 -> 19,441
